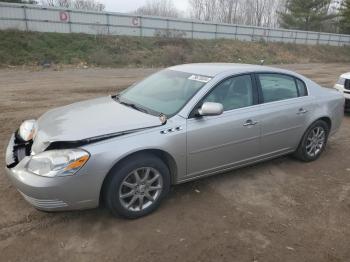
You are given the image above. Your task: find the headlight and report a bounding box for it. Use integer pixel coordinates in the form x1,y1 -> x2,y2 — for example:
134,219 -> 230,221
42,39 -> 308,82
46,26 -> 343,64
26,149 -> 90,177
19,119 -> 37,141
336,77 -> 345,85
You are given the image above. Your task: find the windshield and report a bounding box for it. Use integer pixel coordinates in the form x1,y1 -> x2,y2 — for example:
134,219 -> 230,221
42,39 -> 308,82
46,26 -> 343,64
118,69 -> 211,117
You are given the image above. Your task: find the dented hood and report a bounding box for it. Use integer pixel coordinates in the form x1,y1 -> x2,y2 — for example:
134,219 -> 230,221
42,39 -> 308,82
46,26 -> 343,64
32,96 -> 161,153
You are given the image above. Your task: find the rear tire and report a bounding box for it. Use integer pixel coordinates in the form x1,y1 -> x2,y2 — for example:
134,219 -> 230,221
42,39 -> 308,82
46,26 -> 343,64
104,153 -> 170,219
293,120 -> 329,162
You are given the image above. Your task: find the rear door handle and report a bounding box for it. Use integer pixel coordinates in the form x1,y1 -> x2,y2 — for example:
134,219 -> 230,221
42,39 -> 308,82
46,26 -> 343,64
297,108 -> 308,115
243,119 -> 259,127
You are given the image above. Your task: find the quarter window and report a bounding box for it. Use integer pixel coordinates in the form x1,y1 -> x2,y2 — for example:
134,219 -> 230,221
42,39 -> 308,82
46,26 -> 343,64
296,79 -> 308,96
258,74 -> 298,103
203,75 -> 254,111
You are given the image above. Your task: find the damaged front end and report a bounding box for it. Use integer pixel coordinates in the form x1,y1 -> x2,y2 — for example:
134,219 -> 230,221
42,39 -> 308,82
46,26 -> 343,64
6,131 -> 33,168
45,125 -> 163,150
6,124 -> 164,169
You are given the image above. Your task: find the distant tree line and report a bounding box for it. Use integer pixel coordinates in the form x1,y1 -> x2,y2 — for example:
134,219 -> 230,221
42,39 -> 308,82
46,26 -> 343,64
187,0 -> 284,27
40,0 -> 104,11
1,0 -> 350,34
0,0 -> 105,11
134,0 -> 350,34
134,0 -> 180,18
0,0 -> 38,3
339,0 -> 350,32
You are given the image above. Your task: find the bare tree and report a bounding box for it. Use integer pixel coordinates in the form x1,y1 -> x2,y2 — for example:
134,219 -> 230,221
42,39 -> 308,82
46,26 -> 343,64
42,0 -> 55,6
189,0 -> 284,27
242,0 -> 280,27
41,0 -> 104,11
74,0 -> 104,11
217,0 -> 240,24
204,0 -> 218,20
134,0 -> 180,18
42,0 -> 58,7
42,0 -> 71,7
189,0 -> 204,20
189,0 -> 218,21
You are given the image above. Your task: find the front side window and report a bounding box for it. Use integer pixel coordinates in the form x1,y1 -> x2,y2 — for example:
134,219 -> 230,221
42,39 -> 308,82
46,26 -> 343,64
258,74 -> 298,103
118,69 -> 210,117
202,75 -> 254,111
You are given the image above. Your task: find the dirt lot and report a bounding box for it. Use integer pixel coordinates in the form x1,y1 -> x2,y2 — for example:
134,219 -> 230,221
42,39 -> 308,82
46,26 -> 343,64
0,63 -> 349,262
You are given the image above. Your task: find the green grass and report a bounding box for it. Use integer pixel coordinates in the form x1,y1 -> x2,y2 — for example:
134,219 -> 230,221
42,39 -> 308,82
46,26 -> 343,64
1,30 -> 350,67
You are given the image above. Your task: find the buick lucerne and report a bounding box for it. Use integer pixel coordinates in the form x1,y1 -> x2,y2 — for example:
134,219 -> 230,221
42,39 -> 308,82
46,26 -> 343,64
5,64 -> 344,218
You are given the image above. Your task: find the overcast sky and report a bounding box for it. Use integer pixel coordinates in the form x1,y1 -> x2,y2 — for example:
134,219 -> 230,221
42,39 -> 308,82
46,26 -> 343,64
101,0 -> 189,13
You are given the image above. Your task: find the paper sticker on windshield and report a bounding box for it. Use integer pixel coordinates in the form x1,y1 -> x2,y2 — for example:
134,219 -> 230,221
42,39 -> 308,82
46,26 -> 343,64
188,75 -> 212,83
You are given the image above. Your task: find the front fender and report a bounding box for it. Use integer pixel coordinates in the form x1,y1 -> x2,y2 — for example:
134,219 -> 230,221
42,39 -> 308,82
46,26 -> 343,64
79,118 -> 187,204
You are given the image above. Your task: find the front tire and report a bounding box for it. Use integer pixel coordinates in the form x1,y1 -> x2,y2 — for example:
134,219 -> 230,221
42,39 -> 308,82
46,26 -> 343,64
293,120 -> 329,162
104,154 -> 170,219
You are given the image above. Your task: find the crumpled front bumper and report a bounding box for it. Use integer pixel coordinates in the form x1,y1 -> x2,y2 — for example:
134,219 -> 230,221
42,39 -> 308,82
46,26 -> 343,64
5,134 -> 99,211
5,158 -> 98,211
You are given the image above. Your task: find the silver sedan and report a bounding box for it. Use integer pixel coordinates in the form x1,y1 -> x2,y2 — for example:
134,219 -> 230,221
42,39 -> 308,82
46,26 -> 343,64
5,63 -> 345,218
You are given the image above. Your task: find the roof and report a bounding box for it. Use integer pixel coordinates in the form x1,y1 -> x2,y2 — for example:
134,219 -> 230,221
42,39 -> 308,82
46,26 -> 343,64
169,63 -> 289,77
341,72 -> 350,79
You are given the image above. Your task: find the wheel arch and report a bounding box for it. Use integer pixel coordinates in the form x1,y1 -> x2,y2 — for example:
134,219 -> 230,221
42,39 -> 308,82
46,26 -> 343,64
303,116 -> 332,139
293,116 -> 332,162
296,116 -> 332,151
318,116 -> 332,130
99,149 -> 178,205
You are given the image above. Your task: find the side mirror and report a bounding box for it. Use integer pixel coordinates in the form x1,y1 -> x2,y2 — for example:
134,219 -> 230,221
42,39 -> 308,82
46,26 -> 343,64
198,102 -> 224,116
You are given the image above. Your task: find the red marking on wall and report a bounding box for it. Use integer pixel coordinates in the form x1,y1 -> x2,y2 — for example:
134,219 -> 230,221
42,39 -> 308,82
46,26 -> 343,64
59,11 -> 69,22
132,17 -> 139,26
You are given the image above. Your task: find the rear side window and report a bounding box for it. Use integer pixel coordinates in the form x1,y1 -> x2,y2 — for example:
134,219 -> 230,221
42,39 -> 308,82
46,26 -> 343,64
258,74 -> 298,103
296,79 -> 308,96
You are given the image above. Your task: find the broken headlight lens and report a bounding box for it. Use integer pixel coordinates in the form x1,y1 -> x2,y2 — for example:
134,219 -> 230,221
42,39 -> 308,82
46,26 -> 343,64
19,119 -> 38,141
26,149 -> 90,177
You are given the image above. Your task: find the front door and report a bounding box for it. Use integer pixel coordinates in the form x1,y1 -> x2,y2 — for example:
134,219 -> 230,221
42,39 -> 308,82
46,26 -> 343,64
186,74 -> 261,178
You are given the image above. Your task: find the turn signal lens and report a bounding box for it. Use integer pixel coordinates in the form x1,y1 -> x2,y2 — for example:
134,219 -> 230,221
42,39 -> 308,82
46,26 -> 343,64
64,155 -> 89,174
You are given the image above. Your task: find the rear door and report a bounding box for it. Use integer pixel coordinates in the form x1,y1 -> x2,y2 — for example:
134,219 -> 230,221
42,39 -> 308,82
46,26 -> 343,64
255,73 -> 312,156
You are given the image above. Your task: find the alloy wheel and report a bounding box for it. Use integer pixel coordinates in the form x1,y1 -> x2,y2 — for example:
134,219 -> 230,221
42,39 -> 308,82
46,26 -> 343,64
119,167 -> 163,212
305,126 -> 326,157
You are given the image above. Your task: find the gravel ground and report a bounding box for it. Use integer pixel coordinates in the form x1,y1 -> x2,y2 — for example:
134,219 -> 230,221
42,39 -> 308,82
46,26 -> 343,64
0,64 -> 349,262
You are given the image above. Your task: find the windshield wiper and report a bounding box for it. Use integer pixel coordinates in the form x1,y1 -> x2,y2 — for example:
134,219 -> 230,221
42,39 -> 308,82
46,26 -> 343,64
112,95 -> 149,114
121,101 -> 149,114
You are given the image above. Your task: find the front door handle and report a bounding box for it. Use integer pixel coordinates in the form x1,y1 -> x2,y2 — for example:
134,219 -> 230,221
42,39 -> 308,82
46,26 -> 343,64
243,119 -> 259,127
297,108 -> 308,115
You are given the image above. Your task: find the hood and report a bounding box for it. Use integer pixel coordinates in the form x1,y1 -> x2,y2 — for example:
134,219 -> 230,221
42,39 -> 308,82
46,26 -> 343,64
32,96 -> 161,153
341,72 -> 350,79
